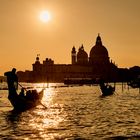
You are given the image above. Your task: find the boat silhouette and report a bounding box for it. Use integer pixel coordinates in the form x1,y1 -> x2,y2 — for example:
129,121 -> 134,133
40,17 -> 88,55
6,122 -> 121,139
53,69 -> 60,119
99,80 -> 115,96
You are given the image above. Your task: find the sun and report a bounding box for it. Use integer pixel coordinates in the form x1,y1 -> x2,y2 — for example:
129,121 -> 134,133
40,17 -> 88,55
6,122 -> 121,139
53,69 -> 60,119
39,11 -> 51,22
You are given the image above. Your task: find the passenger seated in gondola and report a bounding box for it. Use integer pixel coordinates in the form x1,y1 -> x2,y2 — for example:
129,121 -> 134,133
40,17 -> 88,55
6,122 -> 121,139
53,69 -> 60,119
31,90 -> 39,100
26,90 -> 39,100
19,88 -> 25,98
26,90 -> 32,100
107,83 -> 115,91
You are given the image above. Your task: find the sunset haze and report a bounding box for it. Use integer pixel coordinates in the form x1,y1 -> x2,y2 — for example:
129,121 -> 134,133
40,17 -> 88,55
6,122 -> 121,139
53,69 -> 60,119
0,0 -> 140,75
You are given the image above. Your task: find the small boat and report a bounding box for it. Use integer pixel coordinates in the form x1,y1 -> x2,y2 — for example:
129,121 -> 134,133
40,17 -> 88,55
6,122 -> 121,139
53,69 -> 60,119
127,76 -> 140,88
99,81 -> 115,96
4,69 -> 44,111
8,88 -> 44,111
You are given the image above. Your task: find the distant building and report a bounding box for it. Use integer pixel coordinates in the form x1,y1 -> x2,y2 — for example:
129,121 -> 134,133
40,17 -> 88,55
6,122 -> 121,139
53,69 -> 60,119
18,35 -> 120,82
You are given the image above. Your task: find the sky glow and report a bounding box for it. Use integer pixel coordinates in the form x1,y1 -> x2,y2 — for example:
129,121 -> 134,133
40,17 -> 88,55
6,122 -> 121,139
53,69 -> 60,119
0,0 -> 140,75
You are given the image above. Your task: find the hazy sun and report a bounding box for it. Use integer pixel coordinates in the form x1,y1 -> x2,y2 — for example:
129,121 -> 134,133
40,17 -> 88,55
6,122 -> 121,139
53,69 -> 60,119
39,11 -> 51,22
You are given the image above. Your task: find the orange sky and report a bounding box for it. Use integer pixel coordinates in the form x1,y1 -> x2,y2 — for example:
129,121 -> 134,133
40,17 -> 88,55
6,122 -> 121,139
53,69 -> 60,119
0,0 -> 140,75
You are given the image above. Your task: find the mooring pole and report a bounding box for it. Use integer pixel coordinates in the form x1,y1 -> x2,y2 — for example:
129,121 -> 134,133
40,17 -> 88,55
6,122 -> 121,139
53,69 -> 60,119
122,82 -> 124,92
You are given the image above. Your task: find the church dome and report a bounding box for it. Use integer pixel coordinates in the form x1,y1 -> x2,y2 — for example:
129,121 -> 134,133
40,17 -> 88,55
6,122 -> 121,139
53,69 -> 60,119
77,47 -> 88,59
89,35 -> 109,64
77,45 -> 88,64
90,44 -> 108,58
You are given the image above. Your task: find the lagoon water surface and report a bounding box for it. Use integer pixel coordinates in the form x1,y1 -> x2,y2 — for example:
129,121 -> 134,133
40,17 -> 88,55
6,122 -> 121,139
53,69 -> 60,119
0,83 -> 140,140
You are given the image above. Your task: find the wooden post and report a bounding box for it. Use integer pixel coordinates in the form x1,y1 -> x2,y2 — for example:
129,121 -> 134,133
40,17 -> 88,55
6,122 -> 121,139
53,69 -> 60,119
127,84 -> 129,91
122,82 -> 124,92
126,81 -> 129,91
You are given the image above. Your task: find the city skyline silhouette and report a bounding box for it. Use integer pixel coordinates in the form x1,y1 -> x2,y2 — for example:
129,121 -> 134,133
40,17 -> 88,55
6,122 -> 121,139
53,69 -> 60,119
0,0 -> 140,75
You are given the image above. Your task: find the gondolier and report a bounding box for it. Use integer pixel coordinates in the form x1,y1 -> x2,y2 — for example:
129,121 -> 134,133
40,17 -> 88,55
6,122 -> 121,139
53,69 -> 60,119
4,68 -> 18,98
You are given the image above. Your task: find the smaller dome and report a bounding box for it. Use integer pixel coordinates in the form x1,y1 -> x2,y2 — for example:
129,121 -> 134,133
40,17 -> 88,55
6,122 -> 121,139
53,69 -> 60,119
77,45 -> 88,59
77,45 -> 88,65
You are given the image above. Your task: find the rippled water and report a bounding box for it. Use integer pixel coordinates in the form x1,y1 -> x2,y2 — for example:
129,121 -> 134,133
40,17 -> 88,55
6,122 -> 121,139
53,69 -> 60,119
0,82 -> 140,140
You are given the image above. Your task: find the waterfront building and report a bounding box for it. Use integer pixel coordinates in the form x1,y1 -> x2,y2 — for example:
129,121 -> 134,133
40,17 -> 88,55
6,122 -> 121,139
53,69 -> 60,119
18,35 -> 119,82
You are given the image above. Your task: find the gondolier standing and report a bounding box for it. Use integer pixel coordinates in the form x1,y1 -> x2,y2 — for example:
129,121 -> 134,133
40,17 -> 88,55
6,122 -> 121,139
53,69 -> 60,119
4,68 -> 18,98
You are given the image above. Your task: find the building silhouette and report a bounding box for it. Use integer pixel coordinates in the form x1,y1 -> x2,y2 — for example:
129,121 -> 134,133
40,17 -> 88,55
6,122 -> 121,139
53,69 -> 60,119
18,35 -> 120,83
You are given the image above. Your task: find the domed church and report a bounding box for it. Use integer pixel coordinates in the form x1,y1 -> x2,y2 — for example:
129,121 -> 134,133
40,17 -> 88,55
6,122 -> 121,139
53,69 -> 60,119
69,34 -> 118,81
72,34 -> 111,66
18,34 -> 119,82
89,34 -> 109,65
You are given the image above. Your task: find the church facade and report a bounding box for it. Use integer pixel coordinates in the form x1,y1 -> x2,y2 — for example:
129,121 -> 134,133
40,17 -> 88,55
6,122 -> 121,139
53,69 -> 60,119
18,35 -> 119,82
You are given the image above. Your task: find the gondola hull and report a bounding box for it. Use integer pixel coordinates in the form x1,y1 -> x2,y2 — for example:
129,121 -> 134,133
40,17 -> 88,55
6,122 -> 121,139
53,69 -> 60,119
100,83 -> 115,96
8,90 -> 44,111
100,87 -> 115,96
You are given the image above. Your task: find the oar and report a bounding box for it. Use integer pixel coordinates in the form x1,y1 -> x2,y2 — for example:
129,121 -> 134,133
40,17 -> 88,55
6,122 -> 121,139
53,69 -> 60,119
39,102 -> 48,109
18,82 -> 27,91
18,83 -> 47,109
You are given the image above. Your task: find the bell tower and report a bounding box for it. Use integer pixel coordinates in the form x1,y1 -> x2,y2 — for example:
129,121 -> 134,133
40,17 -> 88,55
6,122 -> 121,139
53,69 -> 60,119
71,46 -> 76,64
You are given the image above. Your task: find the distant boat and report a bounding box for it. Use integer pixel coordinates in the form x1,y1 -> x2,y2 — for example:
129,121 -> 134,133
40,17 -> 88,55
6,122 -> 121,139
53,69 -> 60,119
127,76 -> 140,88
99,81 -> 115,96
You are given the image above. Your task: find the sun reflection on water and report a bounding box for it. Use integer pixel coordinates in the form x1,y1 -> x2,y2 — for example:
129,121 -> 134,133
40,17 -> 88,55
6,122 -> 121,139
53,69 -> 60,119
27,84 -> 65,139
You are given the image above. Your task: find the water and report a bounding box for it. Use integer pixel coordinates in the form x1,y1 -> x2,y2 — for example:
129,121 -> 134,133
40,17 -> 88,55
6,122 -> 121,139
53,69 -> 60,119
0,82 -> 140,140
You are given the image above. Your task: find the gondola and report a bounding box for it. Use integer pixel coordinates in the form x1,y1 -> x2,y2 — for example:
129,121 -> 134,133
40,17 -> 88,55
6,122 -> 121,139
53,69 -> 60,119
4,68 -> 45,111
99,81 -> 115,96
127,76 -> 140,88
8,87 -> 44,111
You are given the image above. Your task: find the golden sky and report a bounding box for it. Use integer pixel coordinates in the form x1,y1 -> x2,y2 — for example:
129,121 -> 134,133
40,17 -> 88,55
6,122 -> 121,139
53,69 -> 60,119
0,0 -> 140,75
